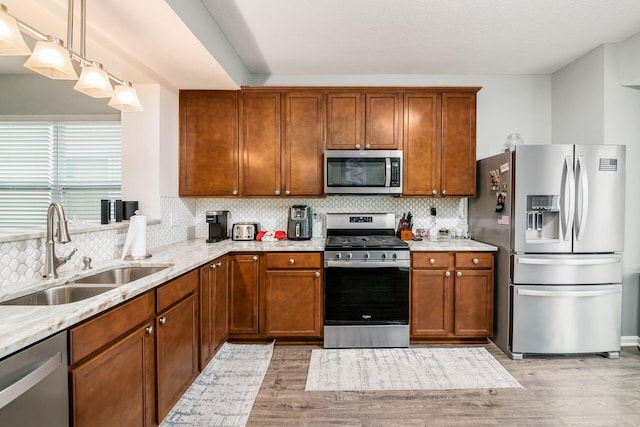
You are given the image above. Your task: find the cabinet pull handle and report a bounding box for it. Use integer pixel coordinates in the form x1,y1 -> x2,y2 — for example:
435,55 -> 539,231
285,190 -> 290,195
252,256 -> 258,262
445,271 -> 451,277
431,189 -> 437,195
355,143 -> 361,149
314,272 -> 320,278
216,262 -> 222,267
159,317 -> 167,325
210,264 -> 215,269
232,190 -> 238,195
365,144 -> 371,149
275,190 -> 280,195
289,258 -> 295,265
429,258 -> 435,264
145,326 -> 154,334
472,258 -> 479,265
456,271 -> 462,278
442,190 -> 447,195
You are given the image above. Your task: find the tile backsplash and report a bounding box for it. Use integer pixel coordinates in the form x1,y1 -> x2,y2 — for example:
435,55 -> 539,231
1,195 -> 463,296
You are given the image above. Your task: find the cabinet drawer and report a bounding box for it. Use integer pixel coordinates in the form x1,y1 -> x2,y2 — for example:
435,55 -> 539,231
412,252 -> 450,269
455,252 -> 494,269
69,291 -> 154,364
157,269 -> 199,313
265,252 -> 322,269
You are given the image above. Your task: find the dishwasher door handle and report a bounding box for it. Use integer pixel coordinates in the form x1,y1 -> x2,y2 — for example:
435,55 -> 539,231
0,352 -> 63,410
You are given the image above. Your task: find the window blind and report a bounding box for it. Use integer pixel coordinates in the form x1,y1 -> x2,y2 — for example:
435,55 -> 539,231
0,121 -> 121,229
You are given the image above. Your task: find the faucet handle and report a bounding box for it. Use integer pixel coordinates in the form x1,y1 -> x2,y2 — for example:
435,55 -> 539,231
62,248 -> 78,263
82,256 -> 93,270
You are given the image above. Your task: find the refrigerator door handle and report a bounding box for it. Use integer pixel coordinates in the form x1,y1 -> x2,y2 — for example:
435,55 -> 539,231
517,256 -> 620,266
561,155 -> 575,241
517,288 -> 619,298
575,155 -> 589,241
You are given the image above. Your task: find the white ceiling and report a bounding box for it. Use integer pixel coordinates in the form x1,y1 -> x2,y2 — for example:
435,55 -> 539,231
2,0 -> 640,88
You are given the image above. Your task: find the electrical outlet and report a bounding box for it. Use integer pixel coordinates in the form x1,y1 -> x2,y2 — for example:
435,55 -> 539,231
116,233 -> 126,246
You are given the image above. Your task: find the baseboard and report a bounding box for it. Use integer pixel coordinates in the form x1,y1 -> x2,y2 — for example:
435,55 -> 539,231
620,336 -> 640,347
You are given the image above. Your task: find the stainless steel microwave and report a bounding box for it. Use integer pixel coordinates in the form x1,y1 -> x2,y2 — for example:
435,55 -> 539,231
324,150 -> 403,195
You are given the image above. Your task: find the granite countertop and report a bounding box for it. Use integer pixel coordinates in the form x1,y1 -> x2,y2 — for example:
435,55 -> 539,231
0,237 -> 495,359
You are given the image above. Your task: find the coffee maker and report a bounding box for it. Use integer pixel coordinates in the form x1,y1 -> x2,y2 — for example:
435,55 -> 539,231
206,211 -> 229,243
287,205 -> 312,240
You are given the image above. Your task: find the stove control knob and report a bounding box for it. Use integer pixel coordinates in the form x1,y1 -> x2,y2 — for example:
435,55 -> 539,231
392,253 -> 398,259
381,253 -> 387,259
336,253 -> 342,259
365,252 -> 370,259
347,252 -> 353,259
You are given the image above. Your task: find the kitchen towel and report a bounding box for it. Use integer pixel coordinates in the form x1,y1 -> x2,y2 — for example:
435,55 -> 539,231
121,210 -> 148,259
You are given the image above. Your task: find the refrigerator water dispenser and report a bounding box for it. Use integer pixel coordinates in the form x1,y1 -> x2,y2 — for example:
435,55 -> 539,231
525,195 -> 560,242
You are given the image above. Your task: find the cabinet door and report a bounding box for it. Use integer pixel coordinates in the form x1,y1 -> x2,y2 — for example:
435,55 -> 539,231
156,294 -> 199,422
264,269 -> 323,338
453,269 -> 493,336
403,93 -> 442,196
229,254 -> 261,336
410,269 -> 452,336
179,90 -> 238,196
365,92 -> 401,149
240,92 -> 282,196
71,323 -> 155,427
326,92 -> 363,149
441,92 -> 476,197
283,92 -> 325,196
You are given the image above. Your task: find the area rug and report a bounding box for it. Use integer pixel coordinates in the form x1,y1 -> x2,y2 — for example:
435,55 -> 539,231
305,347 -> 521,391
160,341 -> 274,427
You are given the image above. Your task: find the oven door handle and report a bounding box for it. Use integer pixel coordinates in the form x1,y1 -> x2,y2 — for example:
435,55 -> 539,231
325,260 -> 410,268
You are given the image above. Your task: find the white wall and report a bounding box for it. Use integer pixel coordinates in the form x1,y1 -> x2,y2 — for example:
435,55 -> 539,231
255,73 -> 552,159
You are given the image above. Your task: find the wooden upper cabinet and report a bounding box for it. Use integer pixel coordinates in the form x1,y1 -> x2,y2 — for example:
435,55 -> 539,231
365,92 -> 401,149
240,92 -> 282,196
403,93 -> 442,196
179,90 -> 238,197
283,92 -> 325,196
441,92 -> 477,197
326,92 -> 362,149
326,92 -> 401,150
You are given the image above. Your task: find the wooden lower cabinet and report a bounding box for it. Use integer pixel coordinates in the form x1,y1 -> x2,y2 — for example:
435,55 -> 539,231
229,254 -> 261,337
156,270 -> 200,422
411,251 -> 494,340
263,252 -> 323,339
199,256 -> 229,369
69,293 -> 156,427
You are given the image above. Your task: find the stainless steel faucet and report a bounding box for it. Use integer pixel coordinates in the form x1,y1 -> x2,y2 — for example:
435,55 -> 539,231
43,202 -> 77,278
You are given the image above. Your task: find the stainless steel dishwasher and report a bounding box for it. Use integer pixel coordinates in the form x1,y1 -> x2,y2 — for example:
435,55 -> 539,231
0,332 -> 69,427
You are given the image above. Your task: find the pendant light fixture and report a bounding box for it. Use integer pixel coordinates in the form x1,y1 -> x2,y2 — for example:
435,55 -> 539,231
108,81 -> 143,112
1,0 -> 142,111
23,36 -> 78,80
0,4 -> 31,55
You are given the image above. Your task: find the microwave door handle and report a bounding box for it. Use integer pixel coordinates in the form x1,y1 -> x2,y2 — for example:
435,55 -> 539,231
575,155 -> 588,241
561,155 -> 575,241
385,157 -> 391,187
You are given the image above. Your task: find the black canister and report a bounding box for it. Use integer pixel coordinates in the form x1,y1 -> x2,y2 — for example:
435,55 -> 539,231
123,201 -> 139,220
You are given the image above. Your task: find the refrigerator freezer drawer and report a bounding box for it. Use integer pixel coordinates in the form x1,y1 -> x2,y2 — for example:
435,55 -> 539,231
513,254 -> 622,285
511,284 -> 621,355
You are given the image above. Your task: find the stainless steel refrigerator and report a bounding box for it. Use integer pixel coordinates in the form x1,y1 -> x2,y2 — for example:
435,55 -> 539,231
469,144 -> 625,359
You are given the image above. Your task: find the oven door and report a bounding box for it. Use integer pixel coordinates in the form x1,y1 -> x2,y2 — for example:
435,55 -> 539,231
324,265 -> 409,325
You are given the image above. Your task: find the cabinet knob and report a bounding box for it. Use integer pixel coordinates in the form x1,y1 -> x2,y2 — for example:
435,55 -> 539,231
252,256 -> 258,262
210,264 -> 216,269
456,271 -> 462,278
431,189 -> 437,195
472,258 -> 479,265
445,271 -> 451,277
314,272 -> 320,278
442,190 -> 447,195
289,258 -> 295,265
285,190 -> 290,195
365,144 -> 371,149
232,190 -> 238,195
355,144 -> 361,149
145,326 -> 154,334
275,190 -> 280,195
159,317 -> 167,325
216,261 -> 222,267
429,258 -> 435,264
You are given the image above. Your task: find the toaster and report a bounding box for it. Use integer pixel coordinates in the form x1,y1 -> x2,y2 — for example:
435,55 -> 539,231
232,223 -> 258,241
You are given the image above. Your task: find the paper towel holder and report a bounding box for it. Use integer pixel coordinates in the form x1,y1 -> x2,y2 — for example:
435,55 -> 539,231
122,209 -> 152,260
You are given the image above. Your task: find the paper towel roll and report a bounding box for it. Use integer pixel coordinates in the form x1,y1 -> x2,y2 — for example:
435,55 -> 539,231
122,210 -> 149,259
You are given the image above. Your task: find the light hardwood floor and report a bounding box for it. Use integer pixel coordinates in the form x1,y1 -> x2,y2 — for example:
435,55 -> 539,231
247,344 -> 640,426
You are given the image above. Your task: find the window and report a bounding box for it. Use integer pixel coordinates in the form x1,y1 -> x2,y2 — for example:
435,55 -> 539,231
0,121 -> 121,229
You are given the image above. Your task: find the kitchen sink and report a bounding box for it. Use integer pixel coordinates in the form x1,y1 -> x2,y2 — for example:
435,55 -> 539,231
0,285 -> 116,306
73,266 -> 169,285
0,265 -> 171,306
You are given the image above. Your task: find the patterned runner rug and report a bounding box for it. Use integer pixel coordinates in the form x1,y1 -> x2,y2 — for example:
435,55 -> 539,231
305,347 -> 521,391
161,341 -> 274,427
